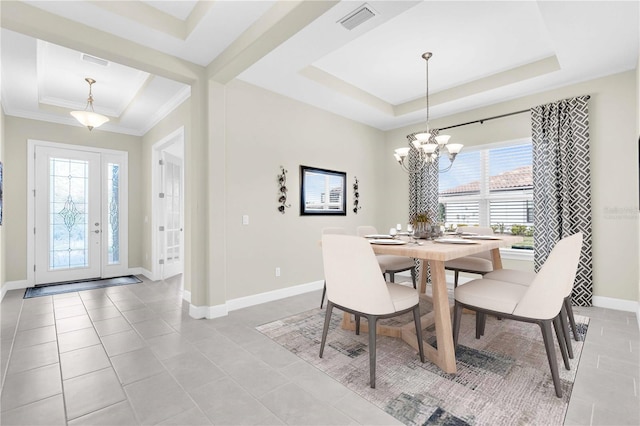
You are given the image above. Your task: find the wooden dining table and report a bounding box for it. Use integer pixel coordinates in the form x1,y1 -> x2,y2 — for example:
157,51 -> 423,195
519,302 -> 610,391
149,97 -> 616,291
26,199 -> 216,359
341,235 -> 523,374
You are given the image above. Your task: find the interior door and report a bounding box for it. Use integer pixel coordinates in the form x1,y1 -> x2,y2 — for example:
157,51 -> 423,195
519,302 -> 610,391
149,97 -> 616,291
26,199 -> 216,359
160,152 -> 183,279
35,146 -> 102,284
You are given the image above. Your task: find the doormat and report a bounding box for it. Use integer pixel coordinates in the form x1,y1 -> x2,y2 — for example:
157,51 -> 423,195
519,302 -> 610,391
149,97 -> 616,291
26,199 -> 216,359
24,275 -> 142,298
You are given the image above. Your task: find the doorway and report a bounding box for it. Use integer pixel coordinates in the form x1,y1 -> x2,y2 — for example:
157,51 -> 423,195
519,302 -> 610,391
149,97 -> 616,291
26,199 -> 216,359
29,141 -> 129,285
152,128 -> 184,280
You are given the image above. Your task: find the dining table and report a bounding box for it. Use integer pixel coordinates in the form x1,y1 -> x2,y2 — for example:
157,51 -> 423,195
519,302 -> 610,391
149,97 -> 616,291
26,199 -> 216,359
341,234 -> 523,374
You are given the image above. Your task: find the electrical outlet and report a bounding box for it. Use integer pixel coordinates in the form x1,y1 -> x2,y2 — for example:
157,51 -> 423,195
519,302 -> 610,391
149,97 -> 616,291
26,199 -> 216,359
275,267 -> 281,277
242,215 -> 249,225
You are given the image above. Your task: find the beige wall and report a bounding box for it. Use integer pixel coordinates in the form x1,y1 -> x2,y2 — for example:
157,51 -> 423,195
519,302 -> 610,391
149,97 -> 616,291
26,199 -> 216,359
381,71 -> 639,303
2,117 -> 143,282
222,80 -> 386,300
1,107 -> 5,288
637,55 -> 640,312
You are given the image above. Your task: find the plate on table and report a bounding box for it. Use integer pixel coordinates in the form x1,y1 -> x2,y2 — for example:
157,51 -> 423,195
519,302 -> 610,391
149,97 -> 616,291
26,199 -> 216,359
364,234 -> 394,239
434,238 -> 479,245
369,239 -> 407,245
462,235 -> 502,240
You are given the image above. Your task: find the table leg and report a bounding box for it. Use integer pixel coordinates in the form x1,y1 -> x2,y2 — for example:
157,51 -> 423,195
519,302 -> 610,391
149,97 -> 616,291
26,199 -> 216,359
419,259 -> 428,294
428,259 -> 457,373
491,247 -> 503,270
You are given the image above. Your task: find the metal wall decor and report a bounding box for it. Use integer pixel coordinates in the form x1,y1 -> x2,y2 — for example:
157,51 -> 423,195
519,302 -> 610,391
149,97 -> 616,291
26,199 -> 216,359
277,166 -> 291,214
353,177 -> 361,214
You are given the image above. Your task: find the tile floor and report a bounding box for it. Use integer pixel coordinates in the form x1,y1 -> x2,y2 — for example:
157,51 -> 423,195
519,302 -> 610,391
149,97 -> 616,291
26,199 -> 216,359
0,275 -> 638,425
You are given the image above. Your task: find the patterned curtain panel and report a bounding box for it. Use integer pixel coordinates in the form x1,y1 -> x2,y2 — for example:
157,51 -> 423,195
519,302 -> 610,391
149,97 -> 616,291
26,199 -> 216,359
408,129 -> 440,223
531,95 -> 593,306
407,129 -> 440,280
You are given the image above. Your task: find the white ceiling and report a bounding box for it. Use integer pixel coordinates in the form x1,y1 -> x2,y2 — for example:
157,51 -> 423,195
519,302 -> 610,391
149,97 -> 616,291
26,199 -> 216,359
1,1 -> 638,135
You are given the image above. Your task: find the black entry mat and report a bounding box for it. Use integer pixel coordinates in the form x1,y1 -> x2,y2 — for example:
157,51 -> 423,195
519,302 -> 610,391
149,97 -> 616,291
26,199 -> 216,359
24,275 -> 142,298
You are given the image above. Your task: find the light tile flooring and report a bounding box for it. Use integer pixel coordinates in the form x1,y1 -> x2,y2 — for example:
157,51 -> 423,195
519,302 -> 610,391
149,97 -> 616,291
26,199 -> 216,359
0,275 -> 638,425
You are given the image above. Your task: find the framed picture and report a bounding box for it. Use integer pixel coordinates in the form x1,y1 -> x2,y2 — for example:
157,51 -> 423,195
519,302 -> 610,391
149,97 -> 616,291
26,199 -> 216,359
300,165 -> 346,215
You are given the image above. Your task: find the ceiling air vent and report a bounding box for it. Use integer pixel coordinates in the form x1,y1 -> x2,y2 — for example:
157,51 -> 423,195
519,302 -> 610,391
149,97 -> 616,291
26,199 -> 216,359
82,54 -> 109,67
339,3 -> 376,30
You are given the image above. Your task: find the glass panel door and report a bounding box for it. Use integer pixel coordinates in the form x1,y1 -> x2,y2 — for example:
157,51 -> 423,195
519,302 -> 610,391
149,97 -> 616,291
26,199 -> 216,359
35,147 -> 101,284
161,152 -> 183,279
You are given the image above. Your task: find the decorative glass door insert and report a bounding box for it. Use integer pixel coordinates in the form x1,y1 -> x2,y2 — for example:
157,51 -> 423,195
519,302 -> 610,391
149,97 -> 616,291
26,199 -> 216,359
50,157 -> 92,270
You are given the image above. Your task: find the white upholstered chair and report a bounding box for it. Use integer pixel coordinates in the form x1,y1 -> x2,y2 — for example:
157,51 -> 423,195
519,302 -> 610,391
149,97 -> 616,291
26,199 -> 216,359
444,226 -> 495,287
319,227 -> 348,309
356,226 -> 417,289
319,234 -> 425,388
485,265 -> 581,344
452,233 -> 583,398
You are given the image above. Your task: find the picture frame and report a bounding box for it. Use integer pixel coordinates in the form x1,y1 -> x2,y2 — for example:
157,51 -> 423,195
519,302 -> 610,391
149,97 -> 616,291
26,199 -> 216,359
300,165 -> 346,216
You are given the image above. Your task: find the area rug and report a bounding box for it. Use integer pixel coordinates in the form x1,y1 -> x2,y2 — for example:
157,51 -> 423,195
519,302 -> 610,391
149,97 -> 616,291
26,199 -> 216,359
256,304 -> 589,426
24,275 -> 142,298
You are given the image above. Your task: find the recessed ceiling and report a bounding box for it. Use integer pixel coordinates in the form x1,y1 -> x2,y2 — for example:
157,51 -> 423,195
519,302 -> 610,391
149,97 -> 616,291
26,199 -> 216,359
1,1 -> 638,135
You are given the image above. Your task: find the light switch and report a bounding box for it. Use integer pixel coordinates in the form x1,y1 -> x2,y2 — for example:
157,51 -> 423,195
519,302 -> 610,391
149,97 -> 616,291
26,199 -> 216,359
242,215 -> 249,225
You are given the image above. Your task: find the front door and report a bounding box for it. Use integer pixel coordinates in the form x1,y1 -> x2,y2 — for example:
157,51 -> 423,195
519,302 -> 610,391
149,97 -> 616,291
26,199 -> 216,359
34,145 -> 127,284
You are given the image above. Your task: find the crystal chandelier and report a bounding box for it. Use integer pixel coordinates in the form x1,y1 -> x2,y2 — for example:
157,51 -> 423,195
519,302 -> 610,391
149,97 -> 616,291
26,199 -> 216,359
70,77 -> 109,131
394,52 -> 463,173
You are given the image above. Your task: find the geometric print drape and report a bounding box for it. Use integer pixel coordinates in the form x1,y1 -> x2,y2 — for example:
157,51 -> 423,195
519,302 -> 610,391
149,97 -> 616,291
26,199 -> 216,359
408,129 -> 440,224
531,95 -> 593,306
408,129 -> 440,280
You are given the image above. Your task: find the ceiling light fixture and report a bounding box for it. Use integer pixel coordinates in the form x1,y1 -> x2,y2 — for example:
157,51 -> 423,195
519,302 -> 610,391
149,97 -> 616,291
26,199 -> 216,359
70,77 -> 109,131
394,52 -> 463,173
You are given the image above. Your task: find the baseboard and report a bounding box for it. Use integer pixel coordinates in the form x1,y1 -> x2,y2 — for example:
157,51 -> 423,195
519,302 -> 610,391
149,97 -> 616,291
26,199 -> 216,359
189,303 -> 228,319
132,267 -> 155,281
226,280 -> 324,312
1,280 -> 29,301
181,280 -> 323,319
593,295 -> 639,313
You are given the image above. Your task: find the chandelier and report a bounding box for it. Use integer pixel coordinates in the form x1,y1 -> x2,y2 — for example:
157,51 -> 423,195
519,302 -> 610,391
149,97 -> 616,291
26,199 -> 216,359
70,77 -> 109,131
394,52 -> 463,173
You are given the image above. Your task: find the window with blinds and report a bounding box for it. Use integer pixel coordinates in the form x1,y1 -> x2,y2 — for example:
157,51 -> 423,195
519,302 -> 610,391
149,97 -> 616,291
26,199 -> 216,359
439,141 -> 533,248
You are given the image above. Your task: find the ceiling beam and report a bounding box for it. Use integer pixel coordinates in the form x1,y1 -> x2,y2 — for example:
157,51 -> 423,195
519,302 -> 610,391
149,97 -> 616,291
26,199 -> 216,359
206,0 -> 339,84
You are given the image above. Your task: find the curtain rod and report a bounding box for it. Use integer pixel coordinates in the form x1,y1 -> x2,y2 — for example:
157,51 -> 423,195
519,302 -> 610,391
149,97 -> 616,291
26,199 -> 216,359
438,95 -> 591,131
438,109 -> 530,131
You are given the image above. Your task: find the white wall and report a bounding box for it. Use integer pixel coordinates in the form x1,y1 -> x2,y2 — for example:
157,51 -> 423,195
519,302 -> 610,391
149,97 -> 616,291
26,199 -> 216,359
381,71 -> 639,304
2,117 -> 144,283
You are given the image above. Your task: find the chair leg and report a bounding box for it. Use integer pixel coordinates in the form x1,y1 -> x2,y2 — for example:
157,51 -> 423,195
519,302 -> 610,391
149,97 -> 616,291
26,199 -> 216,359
367,315 -> 378,388
355,315 -> 361,335
564,296 -> 580,341
553,316 -> 571,370
410,267 -> 417,289
454,270 -> 459,288
540,319 -> 563,398
475,312 -> 486,339
559,304 -> 574,359
319,302 -> 333,358
413,305 -> 425,362
320,281 -> 326,309
389,272 -> 395,283
453,303 -> 463,348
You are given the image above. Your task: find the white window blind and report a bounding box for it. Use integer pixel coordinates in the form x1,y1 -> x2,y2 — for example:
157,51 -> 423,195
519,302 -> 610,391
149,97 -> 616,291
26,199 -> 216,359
438,141 -> 533,248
